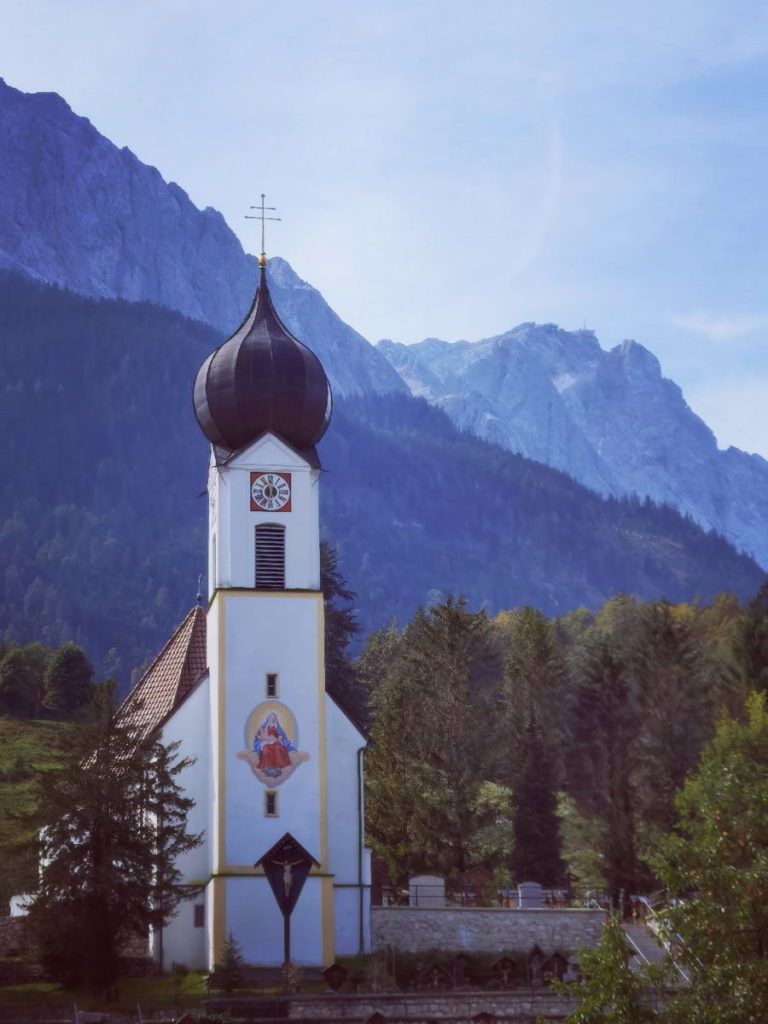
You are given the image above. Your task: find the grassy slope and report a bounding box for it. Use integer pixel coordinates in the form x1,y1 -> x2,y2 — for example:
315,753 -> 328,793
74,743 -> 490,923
0,718 -> 73,908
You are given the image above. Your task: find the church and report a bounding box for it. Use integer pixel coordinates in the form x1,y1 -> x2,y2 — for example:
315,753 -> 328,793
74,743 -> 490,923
117,248 -> 371,970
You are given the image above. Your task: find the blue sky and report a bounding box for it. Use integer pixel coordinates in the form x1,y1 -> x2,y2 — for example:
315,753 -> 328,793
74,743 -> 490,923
2,0 -> 767,456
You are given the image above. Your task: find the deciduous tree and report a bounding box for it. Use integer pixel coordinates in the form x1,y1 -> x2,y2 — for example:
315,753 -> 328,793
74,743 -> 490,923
43,641 -> 94,717
652,691 -> 768,1022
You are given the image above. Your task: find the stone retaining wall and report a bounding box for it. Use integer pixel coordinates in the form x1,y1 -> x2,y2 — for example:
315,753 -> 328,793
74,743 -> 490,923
372,906 -> 604,954
289,989 -> 578,1022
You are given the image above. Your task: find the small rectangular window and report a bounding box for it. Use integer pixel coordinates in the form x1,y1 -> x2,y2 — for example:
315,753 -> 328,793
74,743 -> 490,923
194,904 -> 205,928
266,673 -> 278,697
265,791 -> 278,817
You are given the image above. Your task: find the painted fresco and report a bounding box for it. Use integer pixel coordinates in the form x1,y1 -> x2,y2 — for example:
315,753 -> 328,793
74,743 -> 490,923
237,701 -> 310,786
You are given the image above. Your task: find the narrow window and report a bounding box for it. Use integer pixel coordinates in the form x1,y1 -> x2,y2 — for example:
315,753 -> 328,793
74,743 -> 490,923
266,673 -> 278,697
194,904 -> 205,928
255,523 -> 285,589
265,791 -> 278,817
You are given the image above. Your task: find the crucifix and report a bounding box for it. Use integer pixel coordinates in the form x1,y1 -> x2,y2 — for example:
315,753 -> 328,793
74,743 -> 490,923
246,193 -> 281,266
257,832 -> 318,969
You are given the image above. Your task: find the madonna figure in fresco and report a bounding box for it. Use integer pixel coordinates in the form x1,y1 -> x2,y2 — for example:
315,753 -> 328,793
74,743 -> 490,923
253,712 -> 296,774
237,705 -> 310,786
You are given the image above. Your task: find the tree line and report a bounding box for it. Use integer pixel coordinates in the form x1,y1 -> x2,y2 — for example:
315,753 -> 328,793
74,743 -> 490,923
0,638 -> 96,719
361,581 -> 768,904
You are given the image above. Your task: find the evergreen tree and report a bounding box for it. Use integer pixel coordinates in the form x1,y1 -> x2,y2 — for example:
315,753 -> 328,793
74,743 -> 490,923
564,629 -> 645,901
208,931 -> 246,992
496,607 -> 566,884
365,597 -> 510,886
511,718 -> 564,886
320,540 -> 364,723
629,600 -> 713,833
143,739 -> 204,971
740,579 -> 768,691
25,683 -> 202,992
43,641 -> 94,717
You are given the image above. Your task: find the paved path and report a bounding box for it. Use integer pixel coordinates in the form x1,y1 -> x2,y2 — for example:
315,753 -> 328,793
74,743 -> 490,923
623,922 -> 666,964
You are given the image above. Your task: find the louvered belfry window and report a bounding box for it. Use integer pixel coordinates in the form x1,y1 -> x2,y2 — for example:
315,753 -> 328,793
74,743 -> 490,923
255,523 -> 286,589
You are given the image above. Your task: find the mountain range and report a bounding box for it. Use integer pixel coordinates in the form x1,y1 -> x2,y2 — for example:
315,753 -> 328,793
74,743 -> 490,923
378,330 -> 768,568
0,76 -> 765,681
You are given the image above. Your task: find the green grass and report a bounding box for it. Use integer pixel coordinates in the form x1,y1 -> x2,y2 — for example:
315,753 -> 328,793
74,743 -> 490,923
0,717 -> 76,909
0,972 -> 211,1012
0,717 -> 74,773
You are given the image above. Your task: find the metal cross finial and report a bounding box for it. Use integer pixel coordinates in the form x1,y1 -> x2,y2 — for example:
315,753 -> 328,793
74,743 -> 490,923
246,194 -> 281,264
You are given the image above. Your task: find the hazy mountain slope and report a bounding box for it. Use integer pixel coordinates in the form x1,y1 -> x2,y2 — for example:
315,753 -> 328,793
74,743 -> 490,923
2,75 -> 766,573
0,272 -> 761,686
0,78 -> 405,400
378,327 -> 768,568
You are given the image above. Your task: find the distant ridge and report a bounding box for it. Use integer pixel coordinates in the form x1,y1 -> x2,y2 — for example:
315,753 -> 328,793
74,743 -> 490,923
378,327 -> 768,569
0,271 -> 762,684
1,76 -> 766,576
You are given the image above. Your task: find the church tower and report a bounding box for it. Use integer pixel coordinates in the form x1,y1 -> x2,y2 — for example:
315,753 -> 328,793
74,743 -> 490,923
133,249 -> 370,970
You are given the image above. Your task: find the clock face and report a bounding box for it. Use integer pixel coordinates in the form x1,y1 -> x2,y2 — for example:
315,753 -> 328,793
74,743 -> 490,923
250,472 -> 291,512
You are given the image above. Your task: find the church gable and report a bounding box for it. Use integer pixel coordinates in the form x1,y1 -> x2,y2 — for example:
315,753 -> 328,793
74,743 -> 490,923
117,605 -> 207,735
227,431 -> 315,471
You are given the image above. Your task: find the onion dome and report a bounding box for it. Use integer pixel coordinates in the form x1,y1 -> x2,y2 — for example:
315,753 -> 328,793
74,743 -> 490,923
193,258 -> 332,454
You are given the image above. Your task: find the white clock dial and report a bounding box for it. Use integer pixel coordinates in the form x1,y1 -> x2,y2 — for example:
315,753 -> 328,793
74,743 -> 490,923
251,473 -> 291,511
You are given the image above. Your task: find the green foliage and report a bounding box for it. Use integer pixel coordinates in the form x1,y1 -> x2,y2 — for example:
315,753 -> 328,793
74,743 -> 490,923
364,587 -> 768,898
564,620 -> 645,900
651,691 -> 768,1022
496,607 -> 566,885
364,596 -> 511,885
0,717 -> 74,910
43,642 -> 94,717
0,643 -> 49,717
25,684 -> 202,993
207,931 -> 246,993
320,540 -> 364,724
740,580 -> 768,692
561,915 -> 663,1022
511,719 -> 564,886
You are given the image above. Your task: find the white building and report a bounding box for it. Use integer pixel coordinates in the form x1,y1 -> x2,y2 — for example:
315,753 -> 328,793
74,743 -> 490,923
118,253 -> 370,970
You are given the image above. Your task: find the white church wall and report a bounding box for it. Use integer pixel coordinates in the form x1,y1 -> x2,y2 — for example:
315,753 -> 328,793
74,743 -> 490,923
225,875 -> 326,965
325,696 -> 371,955
210,591 -> 326,870
160,893 -> 208,970
208,435 -> 320,593
154,675 -> 212,971
160,675 -> 212,881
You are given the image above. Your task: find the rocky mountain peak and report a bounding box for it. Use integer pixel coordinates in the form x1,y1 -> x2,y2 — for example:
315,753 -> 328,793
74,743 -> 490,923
377,321 -> 768,569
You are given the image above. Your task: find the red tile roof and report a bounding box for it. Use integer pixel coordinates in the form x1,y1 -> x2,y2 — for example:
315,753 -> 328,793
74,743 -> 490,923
117,605 -> 207,735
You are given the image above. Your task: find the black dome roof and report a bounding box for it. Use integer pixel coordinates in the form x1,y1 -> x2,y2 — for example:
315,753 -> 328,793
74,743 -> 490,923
193,263 -> 332,454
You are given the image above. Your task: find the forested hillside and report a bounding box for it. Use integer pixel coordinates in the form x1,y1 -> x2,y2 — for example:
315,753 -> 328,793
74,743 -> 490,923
0,269 -> 763,687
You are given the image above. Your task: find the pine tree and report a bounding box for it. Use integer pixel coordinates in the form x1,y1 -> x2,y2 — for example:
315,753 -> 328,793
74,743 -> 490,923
320,540 -> 363,723
511,718 -> 563,886
208,931 -> 246,992
741,580 -> 768,691
365,596 -> 510,886
143,739 -> 204,971
564,630 -> 645,902
25,683 -> 202,992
